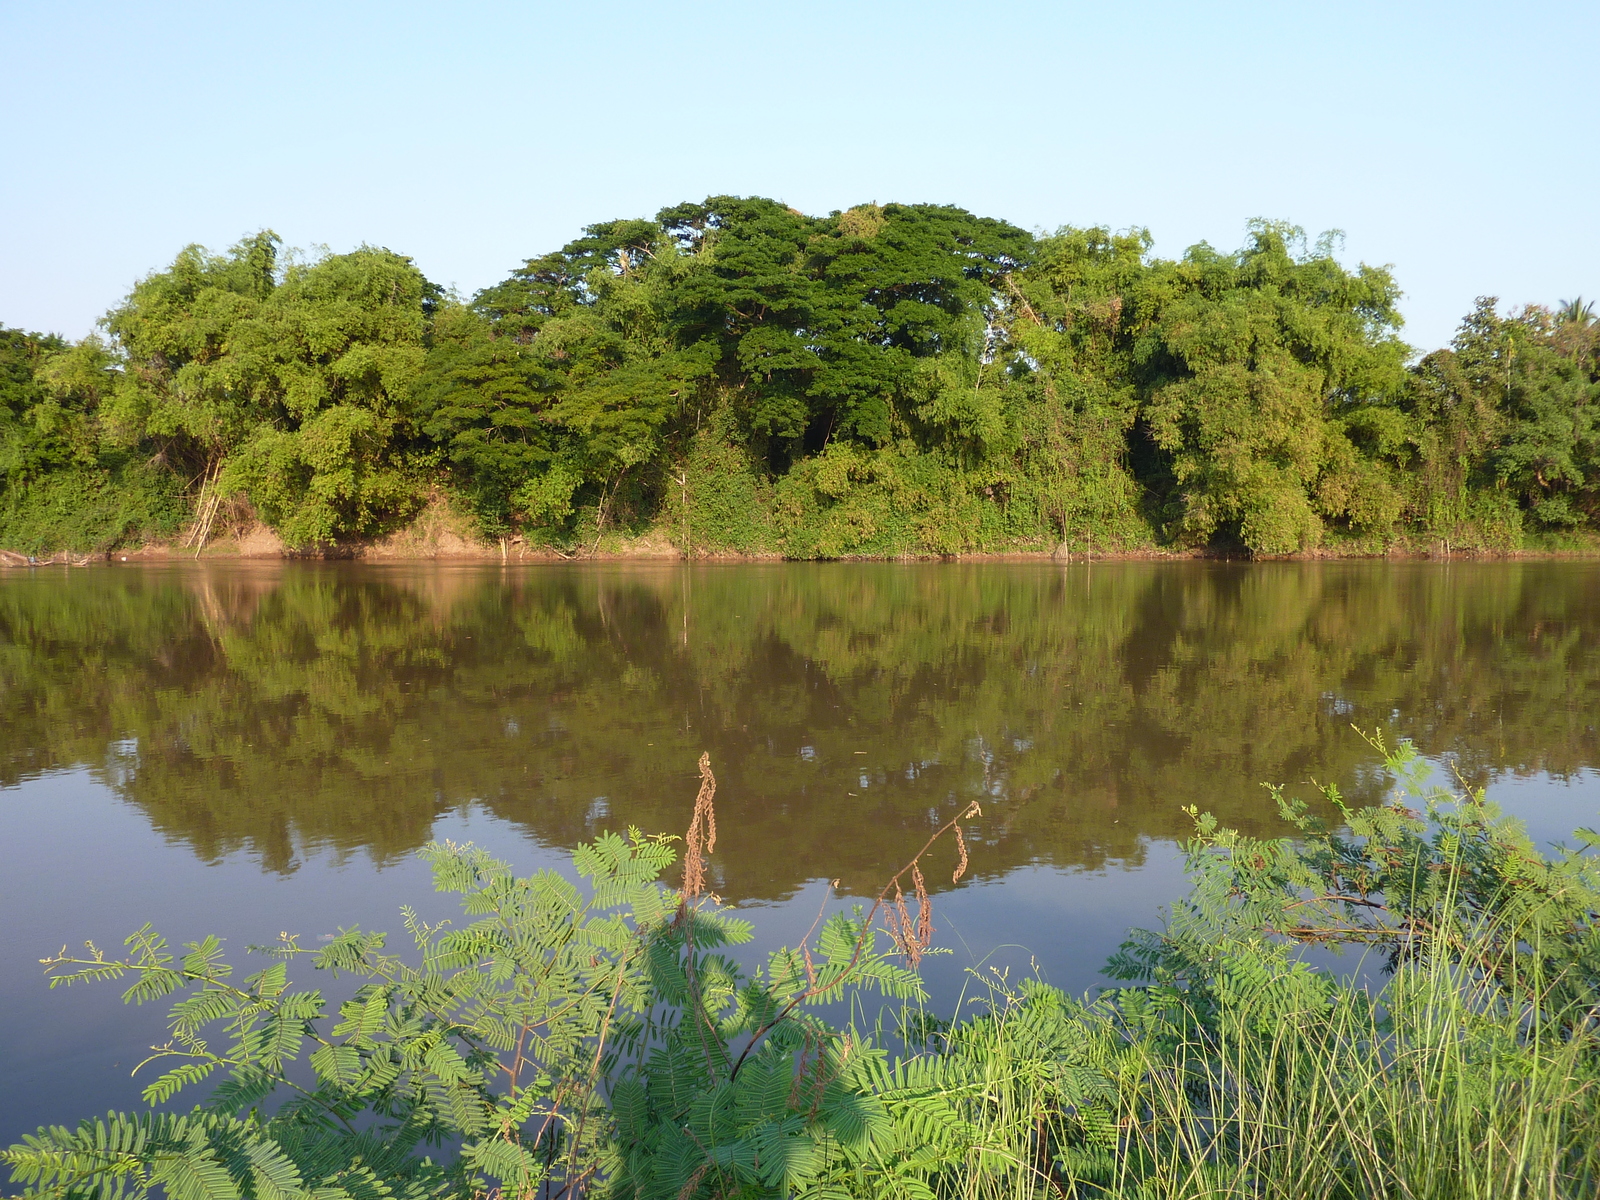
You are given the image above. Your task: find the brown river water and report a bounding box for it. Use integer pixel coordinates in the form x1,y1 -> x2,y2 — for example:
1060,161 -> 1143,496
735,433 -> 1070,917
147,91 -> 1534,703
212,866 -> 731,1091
2,560 -> 1598,1143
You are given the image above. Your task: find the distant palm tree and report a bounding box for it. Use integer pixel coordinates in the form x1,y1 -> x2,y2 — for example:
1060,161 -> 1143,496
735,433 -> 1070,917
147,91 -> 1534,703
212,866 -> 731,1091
1557,296 -> 1596,326
1554,297 -> 1598,364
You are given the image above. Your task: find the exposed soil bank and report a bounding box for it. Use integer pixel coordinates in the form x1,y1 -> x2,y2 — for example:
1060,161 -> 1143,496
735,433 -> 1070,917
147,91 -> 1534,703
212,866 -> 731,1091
7,499 -> 1600,566
19,535 -> 1600,566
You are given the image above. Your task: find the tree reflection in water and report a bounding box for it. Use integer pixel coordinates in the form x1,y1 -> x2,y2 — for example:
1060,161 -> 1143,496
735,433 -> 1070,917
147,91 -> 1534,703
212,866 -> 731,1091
1,560 -> 1596,900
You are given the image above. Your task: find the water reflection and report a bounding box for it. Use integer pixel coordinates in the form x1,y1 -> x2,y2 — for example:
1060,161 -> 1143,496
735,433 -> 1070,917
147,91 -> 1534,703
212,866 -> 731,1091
2,560 -> 1596,900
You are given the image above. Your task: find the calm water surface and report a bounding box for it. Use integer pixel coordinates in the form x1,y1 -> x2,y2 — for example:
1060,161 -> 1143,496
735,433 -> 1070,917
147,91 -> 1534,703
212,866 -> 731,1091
3,560 -> 1599,1142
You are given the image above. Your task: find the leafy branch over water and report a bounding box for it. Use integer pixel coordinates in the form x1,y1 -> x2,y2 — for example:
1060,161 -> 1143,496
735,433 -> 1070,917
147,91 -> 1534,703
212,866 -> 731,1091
7,737 -> 1600,1199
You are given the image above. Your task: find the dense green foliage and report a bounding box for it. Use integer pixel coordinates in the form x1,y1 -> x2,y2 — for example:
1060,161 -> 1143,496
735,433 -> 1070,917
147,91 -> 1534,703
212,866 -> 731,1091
7,738 -> 1600,1198
0,329 -> 185,553
4,207 -> 1598,555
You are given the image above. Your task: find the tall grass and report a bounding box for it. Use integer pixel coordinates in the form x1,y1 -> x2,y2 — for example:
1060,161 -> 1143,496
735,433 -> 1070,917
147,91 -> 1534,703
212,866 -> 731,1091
906,949 -> 1600,1200
1099,957 -> 1598,1198
907,739 -> 1600,1200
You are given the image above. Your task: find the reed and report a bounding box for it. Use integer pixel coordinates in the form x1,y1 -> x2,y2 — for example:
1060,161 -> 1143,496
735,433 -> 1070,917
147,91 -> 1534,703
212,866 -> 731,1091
894,738 -> 1600,1200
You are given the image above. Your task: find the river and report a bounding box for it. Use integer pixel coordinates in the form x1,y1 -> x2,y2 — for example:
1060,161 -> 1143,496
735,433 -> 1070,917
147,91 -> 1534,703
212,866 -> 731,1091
2,559 -> 1598,1143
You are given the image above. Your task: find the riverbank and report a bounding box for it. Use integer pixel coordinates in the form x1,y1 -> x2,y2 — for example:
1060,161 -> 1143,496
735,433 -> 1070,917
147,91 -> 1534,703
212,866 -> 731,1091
17,528 -> 1600,565
8,492 -> 1600,565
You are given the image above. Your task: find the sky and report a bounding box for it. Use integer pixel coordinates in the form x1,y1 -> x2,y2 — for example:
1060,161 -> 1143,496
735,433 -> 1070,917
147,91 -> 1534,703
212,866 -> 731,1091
2,0 -> 1596,353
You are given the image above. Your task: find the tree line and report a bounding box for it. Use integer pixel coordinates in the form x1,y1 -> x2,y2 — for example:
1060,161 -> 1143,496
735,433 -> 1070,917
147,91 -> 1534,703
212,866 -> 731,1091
3,199 -> 1597,556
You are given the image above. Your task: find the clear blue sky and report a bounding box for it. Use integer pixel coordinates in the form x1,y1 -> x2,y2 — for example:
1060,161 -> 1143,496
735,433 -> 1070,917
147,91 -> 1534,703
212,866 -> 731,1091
3,0 -> 1595,353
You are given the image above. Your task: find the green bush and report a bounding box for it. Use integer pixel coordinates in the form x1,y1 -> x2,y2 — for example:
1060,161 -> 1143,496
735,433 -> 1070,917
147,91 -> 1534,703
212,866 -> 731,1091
0,457 -> 186,554
663,419 -> 777,556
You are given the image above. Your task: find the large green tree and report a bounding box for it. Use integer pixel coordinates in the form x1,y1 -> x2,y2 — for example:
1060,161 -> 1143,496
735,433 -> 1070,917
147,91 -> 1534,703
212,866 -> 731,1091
104,233 -> 439,546
422,197 -> 1030,540
1129,223 -> 1411,553
0,326 -> 185,553
1405,297 -> 1600,543
987,221 -> 1414,555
